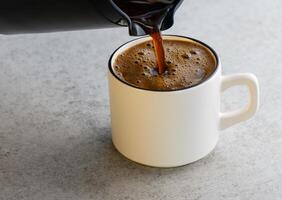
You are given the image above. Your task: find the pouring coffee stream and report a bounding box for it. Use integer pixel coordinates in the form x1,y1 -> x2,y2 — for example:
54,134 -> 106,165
150,31 -> 166,74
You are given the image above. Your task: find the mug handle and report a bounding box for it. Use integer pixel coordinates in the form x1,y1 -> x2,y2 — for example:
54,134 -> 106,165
219,73 -> 259,130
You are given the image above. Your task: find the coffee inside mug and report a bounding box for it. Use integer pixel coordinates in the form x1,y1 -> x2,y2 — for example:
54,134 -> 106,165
109,35 -> 219,91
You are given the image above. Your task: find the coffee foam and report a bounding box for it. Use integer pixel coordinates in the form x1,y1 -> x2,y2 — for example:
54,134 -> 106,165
113,39 -> 216,91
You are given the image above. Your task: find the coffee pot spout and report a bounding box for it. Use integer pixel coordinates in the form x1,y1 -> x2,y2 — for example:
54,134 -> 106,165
111,0 -> 184,36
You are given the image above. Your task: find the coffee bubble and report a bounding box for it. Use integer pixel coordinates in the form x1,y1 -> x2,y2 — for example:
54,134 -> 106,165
194,68 -> 206,78
143,66 -> 149,70
181,54 -> 190,59
149,68 -> 158,76
190,50 -> 197,55
116,72 -> 123,78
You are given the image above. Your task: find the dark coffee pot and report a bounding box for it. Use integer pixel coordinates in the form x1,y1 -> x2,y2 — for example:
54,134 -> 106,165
0,0 -> 183,36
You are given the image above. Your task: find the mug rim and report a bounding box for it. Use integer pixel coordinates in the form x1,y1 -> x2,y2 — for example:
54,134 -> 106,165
108,35 -> 220,92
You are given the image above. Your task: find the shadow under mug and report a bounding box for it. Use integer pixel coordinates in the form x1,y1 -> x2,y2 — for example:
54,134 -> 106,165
108,35 -> 259,168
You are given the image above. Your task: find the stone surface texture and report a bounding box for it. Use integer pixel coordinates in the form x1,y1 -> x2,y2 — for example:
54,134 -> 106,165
0,0 -> 282,199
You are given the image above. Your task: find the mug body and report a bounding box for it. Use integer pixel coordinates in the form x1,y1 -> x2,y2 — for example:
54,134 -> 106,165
108,36 -> 221,167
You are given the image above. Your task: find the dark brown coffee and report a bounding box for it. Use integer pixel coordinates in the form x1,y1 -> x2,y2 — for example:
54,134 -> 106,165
113,38 -> 217,91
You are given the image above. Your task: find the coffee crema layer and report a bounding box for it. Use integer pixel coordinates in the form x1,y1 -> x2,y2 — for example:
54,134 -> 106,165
113,39 -> 217,91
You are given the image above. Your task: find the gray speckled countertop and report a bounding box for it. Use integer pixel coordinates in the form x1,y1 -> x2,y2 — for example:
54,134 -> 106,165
0,0 -> 282,199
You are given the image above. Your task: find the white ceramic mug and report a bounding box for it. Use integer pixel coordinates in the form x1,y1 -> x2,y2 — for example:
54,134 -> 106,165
108,35 -> 259,168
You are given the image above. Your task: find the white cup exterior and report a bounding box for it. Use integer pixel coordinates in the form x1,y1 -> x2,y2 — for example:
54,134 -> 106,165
108,36 -> 259,168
